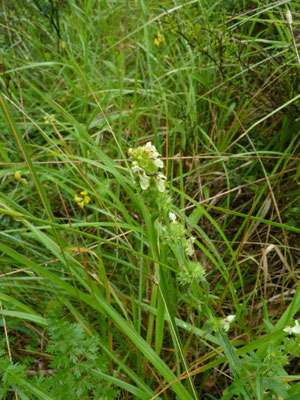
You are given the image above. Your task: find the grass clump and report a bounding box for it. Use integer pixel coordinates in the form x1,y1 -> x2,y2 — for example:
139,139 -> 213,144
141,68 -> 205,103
0,0 -> 299,399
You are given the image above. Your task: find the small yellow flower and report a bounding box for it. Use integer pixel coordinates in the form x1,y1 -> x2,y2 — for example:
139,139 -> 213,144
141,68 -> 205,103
22,178 -> 28,185
43,114 -> 55,123
154,32 -> 165,46
14,172 -> 21,180
74,195 -> 83,202
84,196 -> 90,204
78,201 -> 85,209
80,190 -> 88,196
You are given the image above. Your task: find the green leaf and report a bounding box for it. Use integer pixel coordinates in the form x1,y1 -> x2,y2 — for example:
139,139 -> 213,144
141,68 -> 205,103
0,310 -> 47,326
216,331 -> 241,376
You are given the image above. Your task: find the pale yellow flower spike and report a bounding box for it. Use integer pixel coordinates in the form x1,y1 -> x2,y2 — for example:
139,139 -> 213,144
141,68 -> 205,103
74,195 -> 82,202
14,172 -> 21,181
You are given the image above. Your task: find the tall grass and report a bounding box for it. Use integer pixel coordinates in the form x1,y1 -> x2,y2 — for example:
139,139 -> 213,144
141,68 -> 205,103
0,0 -> 299,398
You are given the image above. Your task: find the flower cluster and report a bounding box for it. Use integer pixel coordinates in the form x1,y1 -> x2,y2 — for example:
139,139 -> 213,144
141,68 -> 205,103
185,236 -> 196,257
74,190 -> 90,209
43,114 -> 55,124
178,261 -> 205,286
167,212 -> 187,238
128,142 -> 166,192
168,212 -> 196,258
167,212 -> 205,285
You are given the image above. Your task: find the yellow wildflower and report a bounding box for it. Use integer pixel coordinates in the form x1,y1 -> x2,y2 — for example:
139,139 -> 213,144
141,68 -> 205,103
154,32 -> 165,46
74,190 -> 91,209
14,172 -> 21,180
22,178 -> 28,185
78,201 -> 85,209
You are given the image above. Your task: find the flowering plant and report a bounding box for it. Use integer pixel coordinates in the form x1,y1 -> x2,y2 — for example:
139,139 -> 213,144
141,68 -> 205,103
128,142 -> 205,285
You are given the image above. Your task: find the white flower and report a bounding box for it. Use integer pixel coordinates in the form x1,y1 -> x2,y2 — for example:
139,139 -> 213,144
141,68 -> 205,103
225,315 -> 236,323
223,315 -> 236,332
284,326 -> 294,335
169,212 -> 176,223
153,158 -> 164,169
185,237 -> 196,257
145,142 -> 156,153
284,320 -> 300,335
156,174 -> 166,192
145,142 -> 161,158
132,165 -> 144,174
140,173 -> 150,190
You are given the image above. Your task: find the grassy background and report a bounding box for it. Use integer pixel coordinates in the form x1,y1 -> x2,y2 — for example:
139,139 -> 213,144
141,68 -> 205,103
0,0 -> 299,398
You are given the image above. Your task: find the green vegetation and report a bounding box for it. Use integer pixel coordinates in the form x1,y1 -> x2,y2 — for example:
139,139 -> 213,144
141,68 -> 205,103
0,0 -> 299,398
